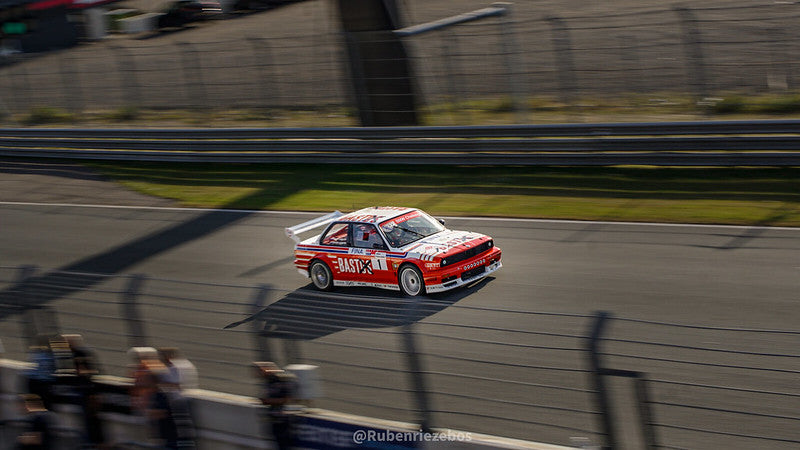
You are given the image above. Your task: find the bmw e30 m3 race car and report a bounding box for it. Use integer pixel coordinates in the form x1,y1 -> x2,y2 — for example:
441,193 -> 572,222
285,206 -> 502,296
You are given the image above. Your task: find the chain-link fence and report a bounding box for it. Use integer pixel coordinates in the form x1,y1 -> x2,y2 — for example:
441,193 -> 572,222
1,265 -> 799,449
2,3 -> 800,123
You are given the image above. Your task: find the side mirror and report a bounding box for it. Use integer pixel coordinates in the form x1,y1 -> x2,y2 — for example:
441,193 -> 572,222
438,218 -> 446,225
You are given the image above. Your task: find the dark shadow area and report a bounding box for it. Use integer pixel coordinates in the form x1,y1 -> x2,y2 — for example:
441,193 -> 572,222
693,205 -> 798,250
0,188 -> 278,319
225,277 -> 495,340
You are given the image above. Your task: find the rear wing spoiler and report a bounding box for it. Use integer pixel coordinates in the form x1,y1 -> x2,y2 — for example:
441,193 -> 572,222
285,211 -> 343,243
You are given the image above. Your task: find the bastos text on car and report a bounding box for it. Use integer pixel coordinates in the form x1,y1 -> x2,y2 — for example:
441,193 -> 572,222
285,206 -> 502,296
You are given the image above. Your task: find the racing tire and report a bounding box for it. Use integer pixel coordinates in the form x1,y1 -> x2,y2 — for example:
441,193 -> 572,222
398,265 -> 426,296
309,260 -> 333,291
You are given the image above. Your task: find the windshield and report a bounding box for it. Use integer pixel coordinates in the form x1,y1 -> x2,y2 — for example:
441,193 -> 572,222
379,210 -> 445,248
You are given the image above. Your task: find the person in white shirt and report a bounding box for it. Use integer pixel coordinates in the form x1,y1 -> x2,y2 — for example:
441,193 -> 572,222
158,347 -> 199,390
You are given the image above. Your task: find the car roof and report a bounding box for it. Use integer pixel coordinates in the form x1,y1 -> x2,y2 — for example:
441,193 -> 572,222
338,206 -> 417,224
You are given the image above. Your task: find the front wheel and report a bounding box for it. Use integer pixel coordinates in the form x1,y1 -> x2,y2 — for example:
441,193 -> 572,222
398,265 -> 425,296
309,260 -> 333,291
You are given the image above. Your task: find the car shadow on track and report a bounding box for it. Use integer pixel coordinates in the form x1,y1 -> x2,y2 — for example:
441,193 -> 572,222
224,277 -> 496,341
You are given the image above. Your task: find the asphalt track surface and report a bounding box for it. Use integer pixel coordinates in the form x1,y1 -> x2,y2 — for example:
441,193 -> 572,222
1,166 -> 799,448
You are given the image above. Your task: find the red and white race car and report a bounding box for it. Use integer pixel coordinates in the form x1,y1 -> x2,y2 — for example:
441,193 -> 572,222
285,206 -> 502,296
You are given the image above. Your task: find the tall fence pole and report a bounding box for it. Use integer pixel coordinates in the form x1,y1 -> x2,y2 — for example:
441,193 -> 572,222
587,311 -> 659,450
675,7 -> 709,103
121,274 -> 148,349
495,2 -> 527,123
178,42 -> 208,109
402,298 -> 432,431
587,311 -> 615,450
110,45 -> 140,108
249,284 -> 274,363
547,16 -> 578,112
634,376 -> 658,450
13,265 -> 38,345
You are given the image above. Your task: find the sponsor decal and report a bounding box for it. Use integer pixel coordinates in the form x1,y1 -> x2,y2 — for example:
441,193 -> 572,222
462,259 -> 485,271
425,263 -> 439,270
336,257 -> 388,274
344,214 -> 380,223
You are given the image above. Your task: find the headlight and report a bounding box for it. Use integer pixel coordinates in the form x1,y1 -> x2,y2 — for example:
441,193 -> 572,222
440,259 -> 447,267
488,240 -> 493,248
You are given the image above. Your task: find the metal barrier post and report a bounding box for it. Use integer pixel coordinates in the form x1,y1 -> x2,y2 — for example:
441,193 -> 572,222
110,44 -> 141,108
13,265 -> 38,345
587,311 -> 615,450
634,376 -> 658,450
121,274 -> 148,348
547,16 -> 578,114
675,7 -> 709,103
495,2 -> 527,123
402,298 -> 432,432
587,311 -> 659,450
178,42 -> 208,109
249,284 -> 274,362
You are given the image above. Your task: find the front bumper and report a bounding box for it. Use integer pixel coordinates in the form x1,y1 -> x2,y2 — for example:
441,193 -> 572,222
426,259 -> 503,294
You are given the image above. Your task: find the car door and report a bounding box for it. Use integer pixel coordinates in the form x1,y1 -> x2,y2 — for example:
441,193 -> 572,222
318,222 -> 353,282
350,223 -> 392,286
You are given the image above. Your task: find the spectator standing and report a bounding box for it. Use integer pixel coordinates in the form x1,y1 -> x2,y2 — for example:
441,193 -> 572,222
63,334 -> 100,375
254,361 -> 297,450
22,336 -> 56,409
148,374 -> 197,449
158,347 -> 199,390
16,394 -> 57,450
73,356 -> 107,449
128,347 -> 165,416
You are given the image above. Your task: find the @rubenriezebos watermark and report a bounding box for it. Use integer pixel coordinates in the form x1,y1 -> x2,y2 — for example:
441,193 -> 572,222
352,429 -> 472,445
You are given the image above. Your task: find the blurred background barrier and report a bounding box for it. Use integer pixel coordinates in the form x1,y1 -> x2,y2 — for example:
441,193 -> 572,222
1,264 -> 799,448
4,2 -> 800,124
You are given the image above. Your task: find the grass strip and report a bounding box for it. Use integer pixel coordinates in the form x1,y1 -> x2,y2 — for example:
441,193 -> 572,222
89,163 -> 800,227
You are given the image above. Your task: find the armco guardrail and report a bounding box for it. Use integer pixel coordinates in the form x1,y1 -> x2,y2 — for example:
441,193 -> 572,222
1,120 -> 800,165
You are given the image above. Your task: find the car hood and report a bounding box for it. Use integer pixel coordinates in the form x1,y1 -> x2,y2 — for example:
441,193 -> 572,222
401,229 -> 489,258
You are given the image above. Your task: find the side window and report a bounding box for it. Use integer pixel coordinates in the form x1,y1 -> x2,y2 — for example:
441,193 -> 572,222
320,223 -> 349,246
353,224 -> 387,249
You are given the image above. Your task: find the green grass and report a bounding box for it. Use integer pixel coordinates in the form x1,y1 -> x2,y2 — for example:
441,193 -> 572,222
89,163 -> 800,227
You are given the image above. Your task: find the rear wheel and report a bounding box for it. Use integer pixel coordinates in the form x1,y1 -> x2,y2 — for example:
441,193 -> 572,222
309,260 -> 333,291
398,265 -> 425,296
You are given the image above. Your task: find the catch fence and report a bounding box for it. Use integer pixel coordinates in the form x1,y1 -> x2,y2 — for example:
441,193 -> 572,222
2,2 -> 800,123
0,265 -> 798,449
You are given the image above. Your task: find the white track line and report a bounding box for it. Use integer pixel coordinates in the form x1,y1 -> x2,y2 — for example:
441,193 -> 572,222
1,200 -> 798,231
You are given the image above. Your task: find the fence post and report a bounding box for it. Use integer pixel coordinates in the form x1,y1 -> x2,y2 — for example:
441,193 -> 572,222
617,35 -> 642,95
248,38 -> 276,109
14,265 -> 38,345
402,298 -> 432,432
675,7 -> 709,103
59,55 -> 82,114
634,376 -> 658,450
547,16 -> 578,112
121,274 -> 148,349
249,284 -> 274,362
495,2 -> 527,123
178,42 -> 208,109
12,64 -> 31,115
441,31 -> 461,124
110,44 -> 140,108
587,311 -> 615,450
